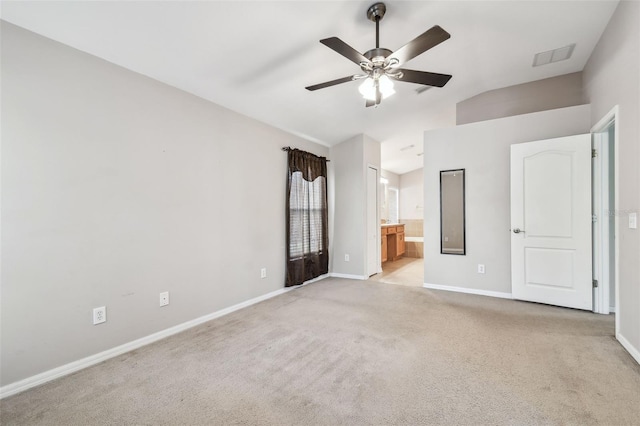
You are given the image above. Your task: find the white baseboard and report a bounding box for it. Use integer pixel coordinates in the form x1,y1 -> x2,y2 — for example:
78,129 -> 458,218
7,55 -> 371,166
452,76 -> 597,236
423,282 -> 513,300
0,283 -> 314,400
330,273 -> 367,280
302,273 -> 330,285
617,332 -> 640,365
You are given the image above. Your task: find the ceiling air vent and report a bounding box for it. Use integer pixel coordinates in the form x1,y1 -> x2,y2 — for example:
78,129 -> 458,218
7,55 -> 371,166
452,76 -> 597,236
532,44 -> 576,67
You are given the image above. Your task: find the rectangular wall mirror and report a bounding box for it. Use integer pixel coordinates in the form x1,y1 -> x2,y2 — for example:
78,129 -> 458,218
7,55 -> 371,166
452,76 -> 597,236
440,169 -> 466,255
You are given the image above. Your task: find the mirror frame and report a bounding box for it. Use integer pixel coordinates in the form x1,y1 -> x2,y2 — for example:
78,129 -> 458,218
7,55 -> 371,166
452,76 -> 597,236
439,168 -> 466,255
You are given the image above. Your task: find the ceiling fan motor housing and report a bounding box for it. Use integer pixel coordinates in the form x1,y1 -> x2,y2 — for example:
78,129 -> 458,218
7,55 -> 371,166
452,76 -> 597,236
364,48 -> 392,62
362,48 -> 393,72
366,3 -> 387,22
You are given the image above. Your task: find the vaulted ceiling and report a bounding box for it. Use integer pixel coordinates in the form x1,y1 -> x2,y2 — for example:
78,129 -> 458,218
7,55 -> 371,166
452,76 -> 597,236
1,1 -> 619,174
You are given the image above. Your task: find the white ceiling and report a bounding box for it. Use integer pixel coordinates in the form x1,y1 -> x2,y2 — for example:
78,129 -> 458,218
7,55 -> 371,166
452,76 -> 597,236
1,1 -> 618,174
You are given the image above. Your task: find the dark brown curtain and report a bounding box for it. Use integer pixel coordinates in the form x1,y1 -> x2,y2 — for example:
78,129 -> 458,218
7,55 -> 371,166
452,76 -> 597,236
286,149 -> 329,287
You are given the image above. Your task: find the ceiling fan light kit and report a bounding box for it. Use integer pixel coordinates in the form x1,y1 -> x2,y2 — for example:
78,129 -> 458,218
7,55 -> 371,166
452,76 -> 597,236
359,74 -> 395,101
305,2 -> 453,107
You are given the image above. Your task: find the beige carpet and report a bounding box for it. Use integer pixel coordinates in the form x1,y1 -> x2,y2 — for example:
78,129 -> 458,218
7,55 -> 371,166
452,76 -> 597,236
2,278 -> 639,425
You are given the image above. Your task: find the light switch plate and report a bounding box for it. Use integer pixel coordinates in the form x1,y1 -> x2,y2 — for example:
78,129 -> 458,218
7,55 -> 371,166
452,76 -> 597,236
629,212 -> 637,229
159,291 -> 169,307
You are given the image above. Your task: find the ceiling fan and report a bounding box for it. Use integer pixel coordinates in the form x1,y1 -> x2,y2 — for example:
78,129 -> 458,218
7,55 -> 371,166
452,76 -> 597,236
305,2 -> 452,107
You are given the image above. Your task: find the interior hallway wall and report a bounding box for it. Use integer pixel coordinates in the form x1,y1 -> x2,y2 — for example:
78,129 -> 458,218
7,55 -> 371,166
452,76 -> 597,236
423,105 -> 590,294
399,168 -> 424,221
1,22 -> 329,388
583,0 -> 640,361
330,134 -> 381,278
381,170 -> 400,189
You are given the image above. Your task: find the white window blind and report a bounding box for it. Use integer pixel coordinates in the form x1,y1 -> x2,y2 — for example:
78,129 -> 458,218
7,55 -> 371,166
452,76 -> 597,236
289,172 -> 326,259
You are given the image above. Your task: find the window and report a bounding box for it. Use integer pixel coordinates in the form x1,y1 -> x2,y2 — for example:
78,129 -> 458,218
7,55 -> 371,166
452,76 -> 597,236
288,172 -> 326,259
285,148 -> 329,286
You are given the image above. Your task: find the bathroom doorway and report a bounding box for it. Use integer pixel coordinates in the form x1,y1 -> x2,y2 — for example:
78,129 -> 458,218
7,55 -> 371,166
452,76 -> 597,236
370,257 -> 423,287
374,168 -> 425,287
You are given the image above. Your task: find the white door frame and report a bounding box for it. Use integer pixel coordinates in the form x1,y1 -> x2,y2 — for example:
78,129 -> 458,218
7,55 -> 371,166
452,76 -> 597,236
591,105 -> 619,320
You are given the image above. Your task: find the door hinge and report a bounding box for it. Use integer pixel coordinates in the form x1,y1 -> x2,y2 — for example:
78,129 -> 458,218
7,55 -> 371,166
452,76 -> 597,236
592,214 -> 598,223
592,149 -> 597,158
593,279 -> 599,288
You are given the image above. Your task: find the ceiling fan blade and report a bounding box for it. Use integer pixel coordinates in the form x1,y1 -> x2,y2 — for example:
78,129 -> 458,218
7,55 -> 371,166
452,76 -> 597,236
395,69 -> 452,87
305,76 -> 355,91
365,99 -> 376,108
387,25 -> 450,65
320,37 -> 370,66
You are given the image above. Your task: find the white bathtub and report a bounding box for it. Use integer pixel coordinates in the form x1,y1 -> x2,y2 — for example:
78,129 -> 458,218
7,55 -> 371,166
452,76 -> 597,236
404,236 -> 423,243
403,236 -> 423,258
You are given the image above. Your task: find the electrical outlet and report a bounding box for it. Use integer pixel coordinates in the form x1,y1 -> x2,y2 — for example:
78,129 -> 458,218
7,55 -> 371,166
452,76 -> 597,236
477,264 -> 485,274
629,212 -> 638,229
260,268 -> 267,279
159,291 -> 169,307
344,254 -> 350,262
93,306 -> 106,325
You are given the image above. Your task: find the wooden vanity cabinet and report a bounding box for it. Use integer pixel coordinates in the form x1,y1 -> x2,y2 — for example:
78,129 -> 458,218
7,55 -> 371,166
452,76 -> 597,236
381,232 -> 388,262
381,224 -> 405,262
396,230 -> 405,256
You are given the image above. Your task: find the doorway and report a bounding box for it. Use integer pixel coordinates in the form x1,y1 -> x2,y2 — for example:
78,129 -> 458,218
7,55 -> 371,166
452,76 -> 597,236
510,134 -> 593,309
508,107 -> 619,317
373,169 -> 425,287
370,257 -> 424,287
367,166 -> 380,277
592,106 -> 618,317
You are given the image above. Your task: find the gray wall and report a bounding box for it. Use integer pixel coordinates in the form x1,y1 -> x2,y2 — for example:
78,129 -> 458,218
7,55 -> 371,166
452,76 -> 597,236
329,134 -> 380,278
330,135 -> 365,277
381,170 -> 400,189
1,22 -> 329,386
457,72 -> 586,125
583,0 -> 640,358
423,105 -> 591,293
399,168 -> 424,220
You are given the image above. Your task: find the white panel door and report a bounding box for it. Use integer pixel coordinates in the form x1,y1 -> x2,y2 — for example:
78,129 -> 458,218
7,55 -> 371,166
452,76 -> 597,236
367,166 -> 379,277
510,135 -> 592,310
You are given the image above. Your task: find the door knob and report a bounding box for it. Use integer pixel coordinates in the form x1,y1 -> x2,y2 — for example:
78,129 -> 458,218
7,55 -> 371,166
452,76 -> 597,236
512,228 -> 525,234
